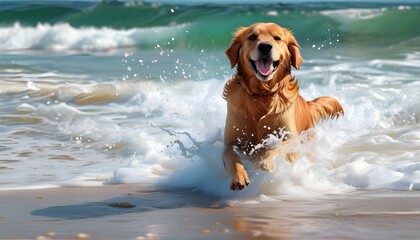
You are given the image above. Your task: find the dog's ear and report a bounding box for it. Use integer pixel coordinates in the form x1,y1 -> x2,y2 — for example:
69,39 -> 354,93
225,27 -> 247,69
286,30 -> 303,70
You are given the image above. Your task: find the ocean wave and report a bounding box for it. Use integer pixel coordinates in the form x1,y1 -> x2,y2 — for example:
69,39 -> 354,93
2,72 -> 418,196
0,22 -> 186,52
0,1 -> 419,196
0,1 -> 419,52
320,8 -> 386,20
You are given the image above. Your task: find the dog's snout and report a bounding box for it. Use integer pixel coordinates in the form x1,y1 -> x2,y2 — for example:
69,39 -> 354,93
258,42 -> 273,55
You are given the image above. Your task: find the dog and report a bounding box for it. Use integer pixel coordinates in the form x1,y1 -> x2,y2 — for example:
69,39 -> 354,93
222,23 -> 343,190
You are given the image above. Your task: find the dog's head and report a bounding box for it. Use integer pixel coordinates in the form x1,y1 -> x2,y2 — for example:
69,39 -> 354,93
226,22 -> 303,81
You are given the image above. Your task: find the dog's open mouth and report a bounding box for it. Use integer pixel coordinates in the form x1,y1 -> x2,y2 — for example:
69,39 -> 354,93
249,58 -> 280,80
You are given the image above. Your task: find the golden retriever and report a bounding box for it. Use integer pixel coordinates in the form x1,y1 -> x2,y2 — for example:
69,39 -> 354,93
223,23 -> 343,190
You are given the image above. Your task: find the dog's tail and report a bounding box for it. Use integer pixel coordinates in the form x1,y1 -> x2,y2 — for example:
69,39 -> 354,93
307,96 -> 344,124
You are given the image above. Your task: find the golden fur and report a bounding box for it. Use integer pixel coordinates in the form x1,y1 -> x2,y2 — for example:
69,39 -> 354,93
223,23 -> 343,190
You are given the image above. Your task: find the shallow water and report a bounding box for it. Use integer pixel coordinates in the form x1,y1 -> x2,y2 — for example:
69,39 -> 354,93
0,1 -> 419,200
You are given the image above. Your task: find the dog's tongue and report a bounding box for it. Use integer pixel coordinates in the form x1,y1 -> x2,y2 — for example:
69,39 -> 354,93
256,59 -> 273,76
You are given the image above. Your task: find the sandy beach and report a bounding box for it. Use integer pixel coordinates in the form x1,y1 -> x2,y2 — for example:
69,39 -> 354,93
1,185 -> 419,239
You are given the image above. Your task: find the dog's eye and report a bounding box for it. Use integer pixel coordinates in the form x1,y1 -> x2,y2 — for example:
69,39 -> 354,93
248,34 -> 258,41
274,36 -> 281,41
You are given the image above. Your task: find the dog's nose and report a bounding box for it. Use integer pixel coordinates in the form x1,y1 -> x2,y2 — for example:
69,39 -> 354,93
258,42 -> 273,55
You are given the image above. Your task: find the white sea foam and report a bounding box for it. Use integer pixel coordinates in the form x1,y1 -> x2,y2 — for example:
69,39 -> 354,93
0,54 -> 419,199
0,22 -> 186,52
115,55 -> 419,198
320,8 -> 386,20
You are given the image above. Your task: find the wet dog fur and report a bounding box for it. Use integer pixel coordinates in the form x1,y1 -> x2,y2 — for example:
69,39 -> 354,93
222,23 -> 343,190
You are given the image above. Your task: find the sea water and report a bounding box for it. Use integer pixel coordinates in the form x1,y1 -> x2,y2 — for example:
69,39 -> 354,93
0,0 -> 419,199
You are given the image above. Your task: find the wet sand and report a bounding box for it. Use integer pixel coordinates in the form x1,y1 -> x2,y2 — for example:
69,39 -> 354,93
0,185 -> 419,239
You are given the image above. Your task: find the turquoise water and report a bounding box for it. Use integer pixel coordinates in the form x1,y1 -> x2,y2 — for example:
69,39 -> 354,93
0,1 -> 418,51
0,1 -> 419,196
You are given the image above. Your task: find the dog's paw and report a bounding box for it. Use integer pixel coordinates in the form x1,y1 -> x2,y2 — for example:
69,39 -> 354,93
259,158 -> 276,172
230,171 -> 250,191
258,158 -> 276,172
285,152 -> 299,164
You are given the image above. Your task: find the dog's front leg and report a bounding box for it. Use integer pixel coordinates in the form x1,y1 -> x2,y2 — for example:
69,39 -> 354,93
223,146 -> 250,190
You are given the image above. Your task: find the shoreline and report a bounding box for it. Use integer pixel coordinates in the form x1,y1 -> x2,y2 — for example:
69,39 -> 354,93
1,185 -> 419,239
